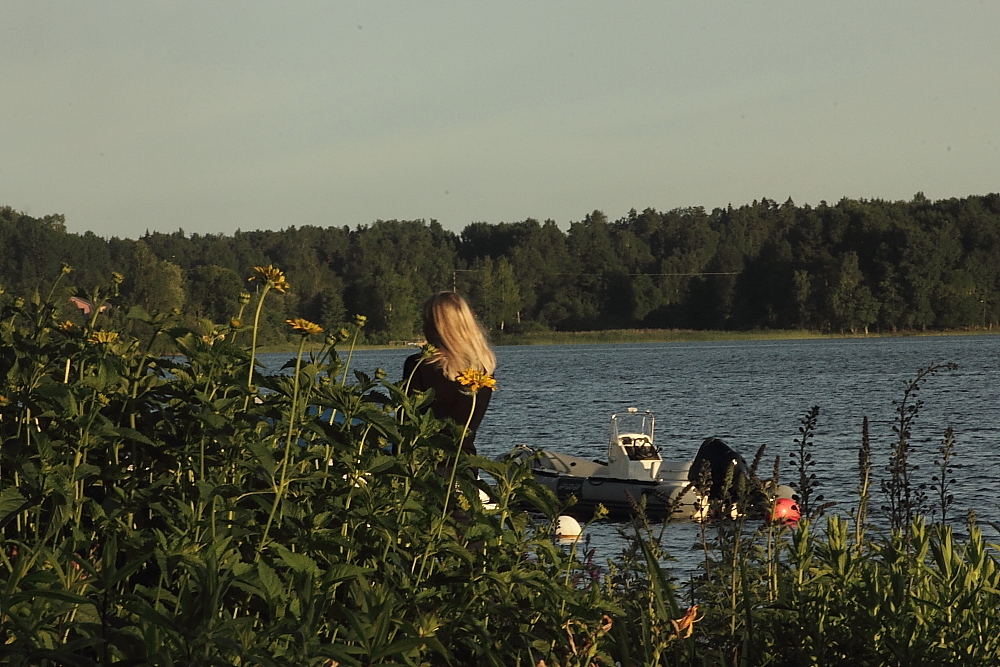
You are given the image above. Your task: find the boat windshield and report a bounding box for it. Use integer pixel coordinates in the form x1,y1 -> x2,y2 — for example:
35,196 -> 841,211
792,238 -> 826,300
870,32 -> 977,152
609,409 -> 654,445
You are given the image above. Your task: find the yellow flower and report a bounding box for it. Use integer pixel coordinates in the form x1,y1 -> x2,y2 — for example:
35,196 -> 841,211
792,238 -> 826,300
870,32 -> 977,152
60,263 -> 73,275
251,265 -> 290,293
286,318 -> 323,336
88,331 -> 119,345
352,313 -> 367,327
670,605 -> 701,639
57,320 -> 76,332
455,368 -> 496,393
110,271 -> 124,285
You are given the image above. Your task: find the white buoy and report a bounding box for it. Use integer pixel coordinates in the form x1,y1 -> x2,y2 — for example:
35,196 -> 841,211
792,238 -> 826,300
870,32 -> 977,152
478,488 -> 497,511
555,515 -> 582,540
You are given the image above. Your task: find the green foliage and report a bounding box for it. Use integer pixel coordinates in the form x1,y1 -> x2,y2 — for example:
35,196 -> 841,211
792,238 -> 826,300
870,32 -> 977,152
6,193 -> 1000,343
0,279 -> 617,665
4,275 -> 1000,665
788,406 -> 827,520
881,362 -> 958,540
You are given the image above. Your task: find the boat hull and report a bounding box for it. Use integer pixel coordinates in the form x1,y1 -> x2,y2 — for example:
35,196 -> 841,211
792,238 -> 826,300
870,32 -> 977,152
532,468 -> 703,520
521,448 -> 705,520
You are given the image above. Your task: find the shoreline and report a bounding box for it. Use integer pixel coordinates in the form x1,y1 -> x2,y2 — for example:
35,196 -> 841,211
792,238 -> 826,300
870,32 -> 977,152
255,326 -> 999,354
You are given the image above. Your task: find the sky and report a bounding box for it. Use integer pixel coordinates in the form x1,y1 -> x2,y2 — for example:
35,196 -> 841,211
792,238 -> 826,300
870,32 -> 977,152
2,2 -> 999,239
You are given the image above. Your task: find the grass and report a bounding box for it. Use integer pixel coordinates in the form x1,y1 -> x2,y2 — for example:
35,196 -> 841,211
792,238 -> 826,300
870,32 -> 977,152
494,326 -> 1000,346
494,328 -> 829,345
257,325 -> 1000,353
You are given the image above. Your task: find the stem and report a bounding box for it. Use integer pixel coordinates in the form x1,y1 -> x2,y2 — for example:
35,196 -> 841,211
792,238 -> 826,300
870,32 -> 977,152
340,326 -> 360,386
247,283 -> 272,392
439,392 -> 476,525
855,416 -> 871,552
44,271 -> 68,306
256,334 -> 307,559
415,392 -> 478,584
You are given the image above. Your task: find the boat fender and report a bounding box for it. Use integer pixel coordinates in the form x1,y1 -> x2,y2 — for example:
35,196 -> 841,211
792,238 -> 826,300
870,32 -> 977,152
767,497 -> 801,524
555,515 -> 582,539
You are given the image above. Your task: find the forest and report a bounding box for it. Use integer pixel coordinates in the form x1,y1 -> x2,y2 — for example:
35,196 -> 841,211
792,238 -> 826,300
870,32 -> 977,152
2,192 -> 1000,344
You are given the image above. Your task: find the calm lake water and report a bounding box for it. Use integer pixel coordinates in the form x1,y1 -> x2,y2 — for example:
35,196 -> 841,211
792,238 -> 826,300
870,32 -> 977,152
261,334 -> 1000,570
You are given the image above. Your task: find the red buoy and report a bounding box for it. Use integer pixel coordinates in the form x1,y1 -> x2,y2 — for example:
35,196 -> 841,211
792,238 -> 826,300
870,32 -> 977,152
767,498 -> 801,524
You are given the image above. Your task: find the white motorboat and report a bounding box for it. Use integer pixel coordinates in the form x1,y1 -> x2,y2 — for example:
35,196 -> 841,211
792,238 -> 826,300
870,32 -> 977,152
513,408 -> 790,521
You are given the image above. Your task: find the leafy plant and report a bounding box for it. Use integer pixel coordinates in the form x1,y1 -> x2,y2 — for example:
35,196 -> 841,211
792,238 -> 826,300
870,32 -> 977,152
880,362 -> 957,540
930,427 -> 957,525
2,270 -> 997,665
788,405 -> 829,519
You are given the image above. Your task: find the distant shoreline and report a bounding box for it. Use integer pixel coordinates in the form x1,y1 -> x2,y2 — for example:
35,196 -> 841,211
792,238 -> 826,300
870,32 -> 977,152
255,326 -> 999,354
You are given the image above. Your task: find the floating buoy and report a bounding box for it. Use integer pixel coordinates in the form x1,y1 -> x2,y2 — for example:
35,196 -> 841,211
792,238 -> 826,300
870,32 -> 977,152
555,515 -> 582,540
478,488 -> 497,511
767,497 -> 801,524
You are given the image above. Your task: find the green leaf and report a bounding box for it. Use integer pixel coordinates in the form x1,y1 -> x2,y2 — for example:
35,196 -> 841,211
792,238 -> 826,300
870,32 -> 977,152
0,486 -> 27,524
257,561 -> 283,601
73,463 -> 101,482
370,636 -> 427,661
9,588 -> 94,607
247,440 -> 277,475
273,544 -> 320,577
324,563 -> 372,584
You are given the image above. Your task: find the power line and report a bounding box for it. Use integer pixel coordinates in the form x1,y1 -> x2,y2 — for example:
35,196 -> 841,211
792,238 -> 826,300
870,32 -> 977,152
451,268 -> 736,290
452,268 -> 737,277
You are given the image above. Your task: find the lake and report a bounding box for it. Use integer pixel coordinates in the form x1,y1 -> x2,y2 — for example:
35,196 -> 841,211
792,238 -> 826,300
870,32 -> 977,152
261,334 -> 1000,569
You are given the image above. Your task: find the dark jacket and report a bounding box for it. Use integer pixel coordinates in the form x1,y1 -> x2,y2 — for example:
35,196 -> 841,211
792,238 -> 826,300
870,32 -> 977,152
402,353 -> 492,455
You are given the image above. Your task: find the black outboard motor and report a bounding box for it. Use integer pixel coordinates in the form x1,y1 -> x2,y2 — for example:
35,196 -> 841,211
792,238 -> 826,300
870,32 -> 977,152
689,437 -> 750,500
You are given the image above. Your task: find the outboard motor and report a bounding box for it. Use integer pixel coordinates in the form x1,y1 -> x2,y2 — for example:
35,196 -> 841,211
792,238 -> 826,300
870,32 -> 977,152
689,437 -> 750,500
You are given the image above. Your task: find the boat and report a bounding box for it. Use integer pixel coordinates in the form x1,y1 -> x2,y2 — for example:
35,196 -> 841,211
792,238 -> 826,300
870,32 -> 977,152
512,408 -> 792,521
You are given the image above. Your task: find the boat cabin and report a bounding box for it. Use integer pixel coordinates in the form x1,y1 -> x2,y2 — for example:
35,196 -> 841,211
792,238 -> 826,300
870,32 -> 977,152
607,408 -> 661,480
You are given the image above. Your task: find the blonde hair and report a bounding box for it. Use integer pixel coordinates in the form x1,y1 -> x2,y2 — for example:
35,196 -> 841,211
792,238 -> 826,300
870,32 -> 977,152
422,292 -> 496,380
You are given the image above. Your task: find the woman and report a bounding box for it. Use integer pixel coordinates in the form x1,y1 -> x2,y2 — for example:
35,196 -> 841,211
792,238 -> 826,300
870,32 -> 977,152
403,292 -> 496,455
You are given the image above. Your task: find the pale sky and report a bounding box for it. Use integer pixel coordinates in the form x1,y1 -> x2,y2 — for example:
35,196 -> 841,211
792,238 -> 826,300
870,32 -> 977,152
2,2 -> 998,239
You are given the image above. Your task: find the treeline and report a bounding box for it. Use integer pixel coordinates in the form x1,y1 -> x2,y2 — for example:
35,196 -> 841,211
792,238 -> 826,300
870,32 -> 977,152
3,192 -> 1000,342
